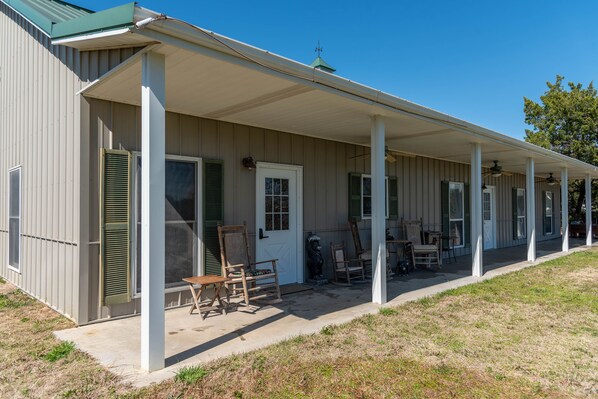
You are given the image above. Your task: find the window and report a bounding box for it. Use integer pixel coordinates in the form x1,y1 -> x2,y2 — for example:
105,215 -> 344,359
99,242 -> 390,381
361,175 -> 389,219
265,178 -> 289,231
448,182 -> 465,248
8,167 -> 21,271
515,188 -> 526,239
132,155 -> 200,294
544,191 -> 553,235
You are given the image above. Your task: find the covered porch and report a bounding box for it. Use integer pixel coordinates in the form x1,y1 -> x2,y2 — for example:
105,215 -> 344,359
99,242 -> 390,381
63,5 -> 598,372
56,238 -> 593,387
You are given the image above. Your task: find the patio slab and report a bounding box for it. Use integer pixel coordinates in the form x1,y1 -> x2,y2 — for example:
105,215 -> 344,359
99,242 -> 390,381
55,238 -> 593,387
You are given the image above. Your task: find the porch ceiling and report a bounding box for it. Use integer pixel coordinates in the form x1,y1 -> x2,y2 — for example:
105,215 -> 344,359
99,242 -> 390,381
80,27 -> 598,179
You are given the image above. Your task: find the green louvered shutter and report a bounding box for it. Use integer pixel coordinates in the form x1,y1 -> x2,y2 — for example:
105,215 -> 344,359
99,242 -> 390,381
441,181 -> 450,237
388,176 -> 398,220
100,149 -> 131,305
348,173 -> 362,221
512,188 -> 518,240
464,183 -> 470,247
203,160 -> 224,276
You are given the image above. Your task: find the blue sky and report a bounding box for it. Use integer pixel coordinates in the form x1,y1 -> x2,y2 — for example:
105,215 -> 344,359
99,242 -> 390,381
75,0 -> 598,140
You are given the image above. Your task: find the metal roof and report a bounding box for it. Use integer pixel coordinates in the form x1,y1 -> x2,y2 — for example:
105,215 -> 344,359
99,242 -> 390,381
2,0 -> 91,35
1,0 -> 137,39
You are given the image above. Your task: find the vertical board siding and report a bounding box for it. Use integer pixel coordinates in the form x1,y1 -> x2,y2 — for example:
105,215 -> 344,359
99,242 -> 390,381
0,4 -> 141,323
87,98 -> 563,319
86,98 -> 550,317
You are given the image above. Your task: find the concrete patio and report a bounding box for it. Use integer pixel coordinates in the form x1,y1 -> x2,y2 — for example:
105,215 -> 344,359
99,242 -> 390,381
56,238 -> 593,387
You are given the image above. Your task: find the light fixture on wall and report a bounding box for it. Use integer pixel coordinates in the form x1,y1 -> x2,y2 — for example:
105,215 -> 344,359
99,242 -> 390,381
242,156 -> 256,170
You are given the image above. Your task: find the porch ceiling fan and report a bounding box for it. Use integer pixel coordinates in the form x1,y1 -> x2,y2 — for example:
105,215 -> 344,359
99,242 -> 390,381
536,172 -> 560,186
483,160 -> 512,178
349,146 -> 408,163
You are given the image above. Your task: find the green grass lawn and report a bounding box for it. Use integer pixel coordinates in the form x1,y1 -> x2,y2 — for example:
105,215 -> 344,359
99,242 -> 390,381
1,249 -> 597,398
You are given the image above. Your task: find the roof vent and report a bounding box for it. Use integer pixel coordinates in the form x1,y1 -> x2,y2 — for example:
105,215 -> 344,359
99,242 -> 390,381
310,41 -> 335,73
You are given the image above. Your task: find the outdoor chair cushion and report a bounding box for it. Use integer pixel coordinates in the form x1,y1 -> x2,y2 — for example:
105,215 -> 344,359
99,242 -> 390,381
229,268 -> 273,277
413,244 -> 438,251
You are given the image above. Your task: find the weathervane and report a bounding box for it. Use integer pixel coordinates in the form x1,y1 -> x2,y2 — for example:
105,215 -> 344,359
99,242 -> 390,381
315,40 -> 323,57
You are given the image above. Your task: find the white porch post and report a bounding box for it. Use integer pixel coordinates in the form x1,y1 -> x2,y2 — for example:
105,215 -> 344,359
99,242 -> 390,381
586,174 -> 593,246
470,143 -> 483,277
526,158 -> 536,262
140,51 -> 166,372
371,115 -> 387,304
561,168 -> 569,252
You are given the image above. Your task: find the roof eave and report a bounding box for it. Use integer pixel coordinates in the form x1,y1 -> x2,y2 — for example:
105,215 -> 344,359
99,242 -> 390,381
64,7 -> 598,177
50,2 -> 136,40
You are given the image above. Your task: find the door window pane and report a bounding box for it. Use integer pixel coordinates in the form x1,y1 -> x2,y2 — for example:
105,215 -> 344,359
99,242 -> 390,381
265,177 -> 290,231
483,192 -> 491,221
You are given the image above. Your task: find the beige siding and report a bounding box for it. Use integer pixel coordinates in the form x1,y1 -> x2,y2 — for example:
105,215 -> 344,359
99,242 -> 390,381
0,5 -> 79,319
87,99 -> 564,320
0,3 -> 140,323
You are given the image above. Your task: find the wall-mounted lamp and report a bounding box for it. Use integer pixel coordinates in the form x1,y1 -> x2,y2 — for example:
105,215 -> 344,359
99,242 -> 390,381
242,156 -> 256,170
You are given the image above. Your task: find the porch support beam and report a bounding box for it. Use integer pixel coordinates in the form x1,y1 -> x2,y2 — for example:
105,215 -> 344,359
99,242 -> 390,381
371,115 -> 387,304
586,174 -> 593,246
470,143 -> 483,277
526,158 -> 536,262
140,51 -> 166,372
561,168 -> 569,252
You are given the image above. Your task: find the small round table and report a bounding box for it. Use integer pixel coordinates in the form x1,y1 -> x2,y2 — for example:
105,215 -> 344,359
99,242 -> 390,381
182,275 -> 231,319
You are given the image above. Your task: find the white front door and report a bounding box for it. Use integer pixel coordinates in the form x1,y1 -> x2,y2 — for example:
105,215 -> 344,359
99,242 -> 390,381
256,163 -> 303,285
482,187 -> 496,250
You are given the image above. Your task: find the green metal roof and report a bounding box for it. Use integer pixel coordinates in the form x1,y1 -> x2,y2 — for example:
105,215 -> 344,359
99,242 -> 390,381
52,2 -> 136,39
1,0 -> 137,39
310,56 -> 336,73
2,0 -> 91,35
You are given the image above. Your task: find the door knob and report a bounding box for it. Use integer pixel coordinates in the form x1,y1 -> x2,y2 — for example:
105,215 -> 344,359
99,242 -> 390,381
259,228 -> 269,239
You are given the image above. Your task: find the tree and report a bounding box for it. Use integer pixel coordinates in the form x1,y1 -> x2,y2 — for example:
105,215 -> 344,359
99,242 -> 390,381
524,75 -> 598,222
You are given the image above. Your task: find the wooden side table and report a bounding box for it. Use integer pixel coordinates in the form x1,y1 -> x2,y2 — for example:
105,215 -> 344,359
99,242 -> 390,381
182,275 -> 231,319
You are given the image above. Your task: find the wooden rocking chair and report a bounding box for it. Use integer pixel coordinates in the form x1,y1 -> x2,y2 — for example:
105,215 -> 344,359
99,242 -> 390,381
217,224 -> 282,306
348,218 -> 392,277
402,218 -> 440,270
330,242 -> 365,285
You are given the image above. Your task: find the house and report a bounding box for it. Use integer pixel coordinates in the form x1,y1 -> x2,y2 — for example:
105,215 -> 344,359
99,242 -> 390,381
1,0 -> 596,372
